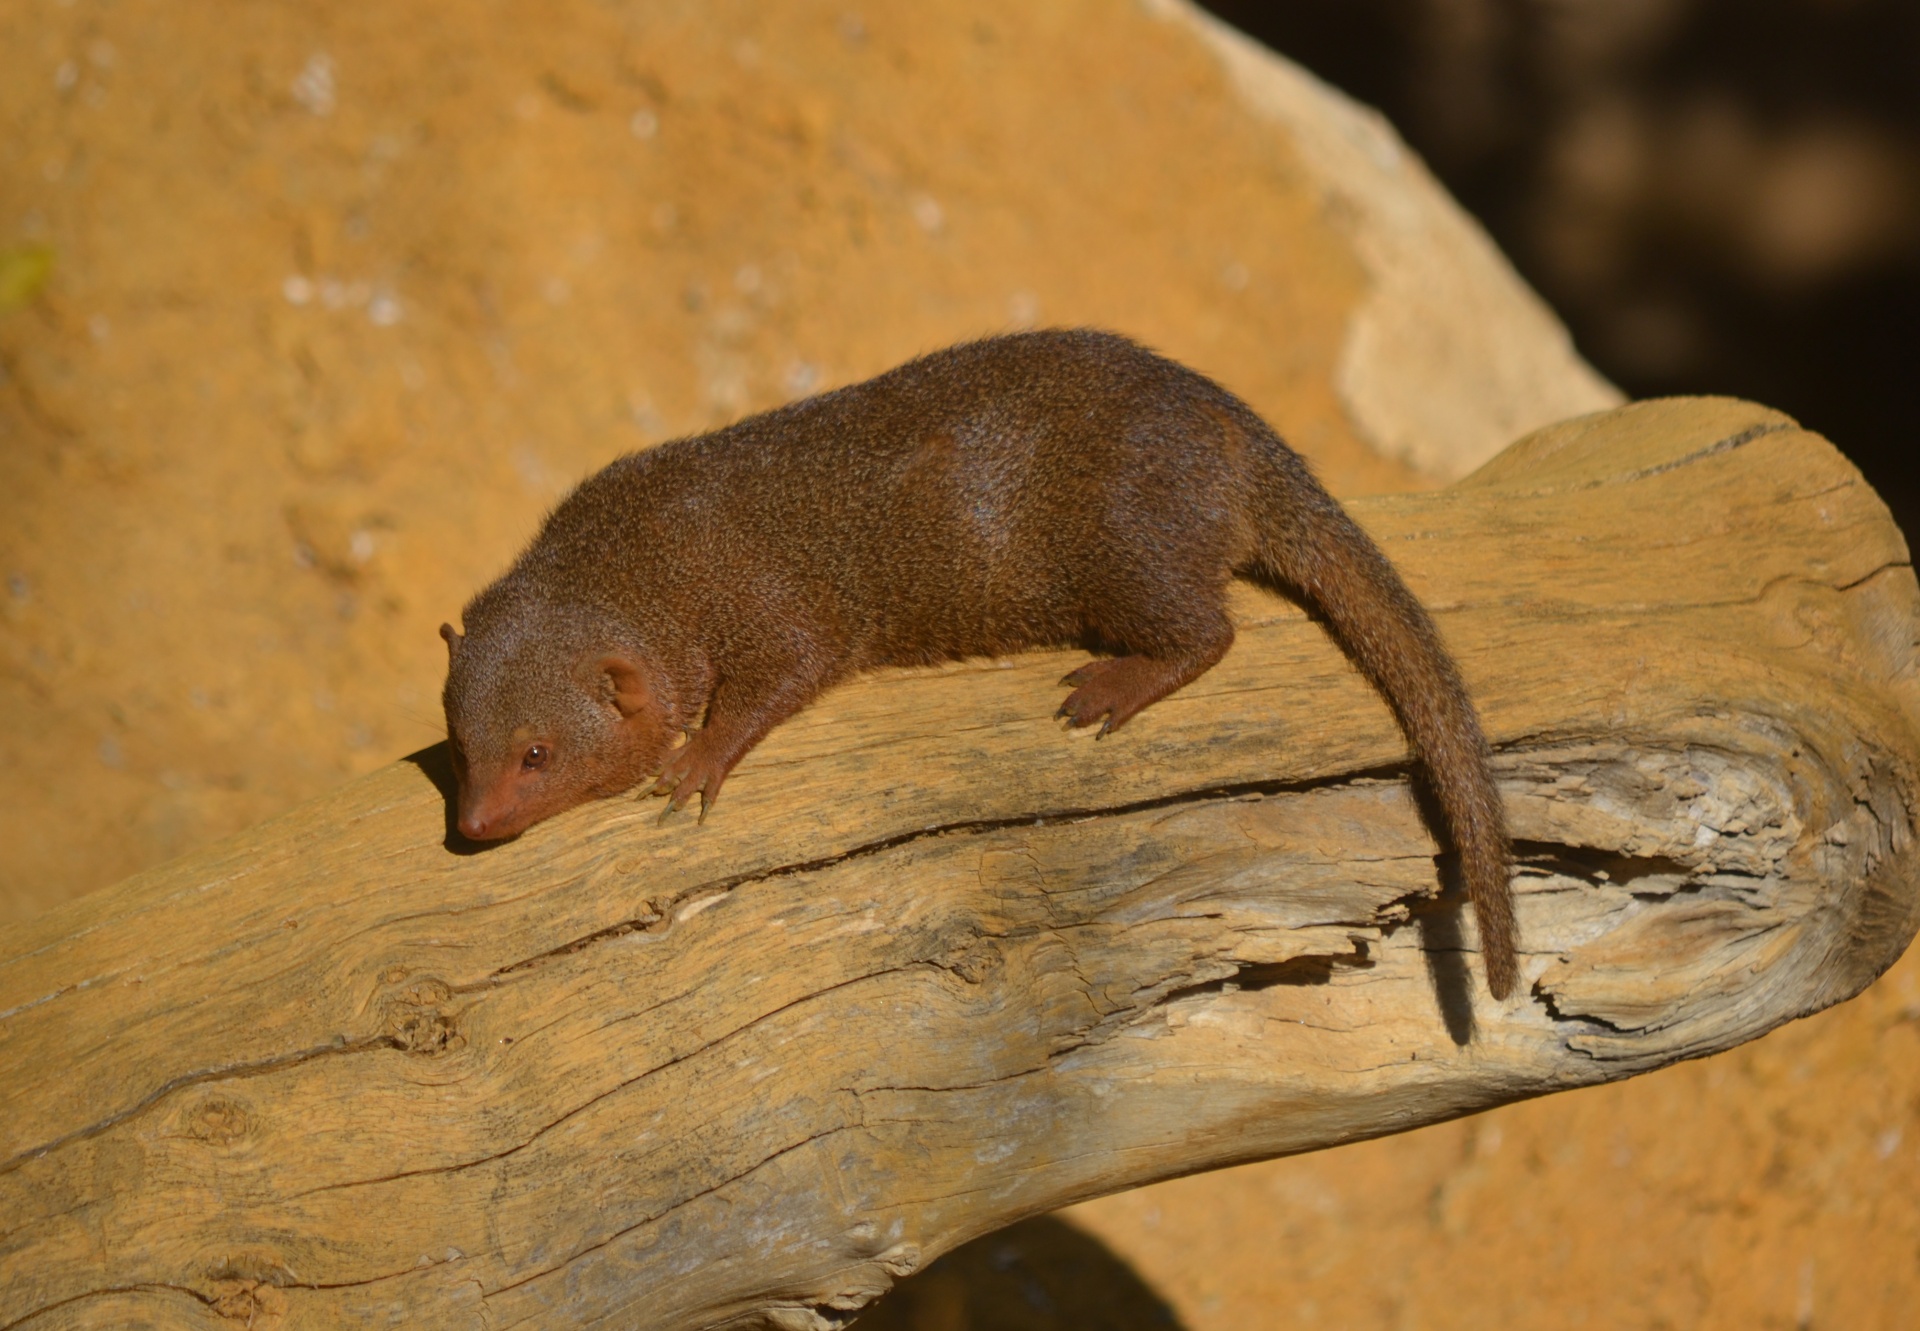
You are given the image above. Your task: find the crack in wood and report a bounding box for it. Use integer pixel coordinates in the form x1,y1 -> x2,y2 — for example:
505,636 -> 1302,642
488,768 -> 1417,980
0,1033 -> 400,1178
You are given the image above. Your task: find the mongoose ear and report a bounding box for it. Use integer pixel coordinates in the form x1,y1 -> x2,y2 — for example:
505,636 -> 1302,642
594,654 -> 654,719
439,623 -> 463,662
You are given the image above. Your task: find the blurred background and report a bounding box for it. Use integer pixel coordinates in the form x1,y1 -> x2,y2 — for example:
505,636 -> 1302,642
1204,0 -> 1920,538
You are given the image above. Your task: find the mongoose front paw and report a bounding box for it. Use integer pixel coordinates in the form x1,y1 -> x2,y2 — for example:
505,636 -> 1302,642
650,735 -> 736,823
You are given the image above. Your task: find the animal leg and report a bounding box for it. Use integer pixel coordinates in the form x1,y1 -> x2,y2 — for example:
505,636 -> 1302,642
1056,632 -> 1232,737
652,672 -> 822,821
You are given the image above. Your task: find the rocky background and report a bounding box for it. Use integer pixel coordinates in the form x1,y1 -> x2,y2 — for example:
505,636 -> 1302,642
1,2 -> 1913,1327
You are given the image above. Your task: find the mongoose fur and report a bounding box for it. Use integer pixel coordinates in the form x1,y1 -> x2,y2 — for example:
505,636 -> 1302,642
441,329 -> 1519,999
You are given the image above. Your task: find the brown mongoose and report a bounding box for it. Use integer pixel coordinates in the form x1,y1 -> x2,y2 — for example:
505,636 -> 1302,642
441,328 -> 1520,998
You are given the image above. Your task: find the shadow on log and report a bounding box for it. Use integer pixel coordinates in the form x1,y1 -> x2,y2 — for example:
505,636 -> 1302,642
2,398 -> 1916,1330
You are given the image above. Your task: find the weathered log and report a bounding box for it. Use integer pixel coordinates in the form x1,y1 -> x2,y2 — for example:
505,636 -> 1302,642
1,397 -> 1915,1330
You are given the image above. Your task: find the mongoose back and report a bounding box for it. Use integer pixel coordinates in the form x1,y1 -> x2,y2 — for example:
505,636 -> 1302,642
441,329 -> 1519,998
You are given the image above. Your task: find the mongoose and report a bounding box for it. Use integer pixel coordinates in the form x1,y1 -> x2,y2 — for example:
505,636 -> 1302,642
441,329 -> 1520,999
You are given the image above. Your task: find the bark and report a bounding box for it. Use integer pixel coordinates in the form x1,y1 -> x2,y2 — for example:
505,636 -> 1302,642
2,398 -> 1915,1331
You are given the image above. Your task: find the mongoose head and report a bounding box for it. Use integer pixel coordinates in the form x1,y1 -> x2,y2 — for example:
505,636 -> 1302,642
439,598 -> 676,841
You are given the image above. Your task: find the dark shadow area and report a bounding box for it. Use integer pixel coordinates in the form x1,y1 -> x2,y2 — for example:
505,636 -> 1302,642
1513,841 -> 1695,894
1200,0 -> 1920,543
1409,891 -> 1478,1048
1161,949 -> 1369,1011
1405,773 -> 1480,1044
401,742 -> 494,856
852,1215 -> 1187,1331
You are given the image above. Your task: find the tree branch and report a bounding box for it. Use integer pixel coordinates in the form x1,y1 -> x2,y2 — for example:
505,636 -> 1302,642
2,398 -> 1915,1331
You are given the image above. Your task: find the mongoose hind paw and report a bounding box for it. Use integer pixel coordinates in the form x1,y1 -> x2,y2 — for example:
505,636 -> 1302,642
1055,655 -> 1179,737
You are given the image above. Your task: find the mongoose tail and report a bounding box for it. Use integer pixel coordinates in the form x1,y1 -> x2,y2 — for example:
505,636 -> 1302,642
1246,462 -> 1519,1000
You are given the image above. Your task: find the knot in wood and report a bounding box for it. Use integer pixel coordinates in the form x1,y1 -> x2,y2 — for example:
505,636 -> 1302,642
938,937 -> 1003,985
207,1279 -> 287,1328
202,1251 -> 295,1328
182,1094 -> 253,1147
374,975 -> 464,1056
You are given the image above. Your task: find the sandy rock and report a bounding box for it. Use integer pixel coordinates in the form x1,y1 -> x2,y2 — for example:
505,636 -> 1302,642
0,0 -> 1610,920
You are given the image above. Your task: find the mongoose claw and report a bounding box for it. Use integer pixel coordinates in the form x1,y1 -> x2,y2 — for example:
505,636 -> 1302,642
654,779 -> 700,824
1056,692 -> 1112,731
650,734 -> 731,826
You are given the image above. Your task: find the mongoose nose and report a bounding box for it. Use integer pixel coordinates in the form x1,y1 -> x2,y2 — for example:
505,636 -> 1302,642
459,812 -> 492,840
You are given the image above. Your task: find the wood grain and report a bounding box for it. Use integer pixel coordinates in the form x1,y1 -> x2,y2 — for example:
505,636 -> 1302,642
2,398 -> 1915,1330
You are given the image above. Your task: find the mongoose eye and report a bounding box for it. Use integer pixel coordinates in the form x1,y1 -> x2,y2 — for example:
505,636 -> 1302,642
522,744 -> 550,772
